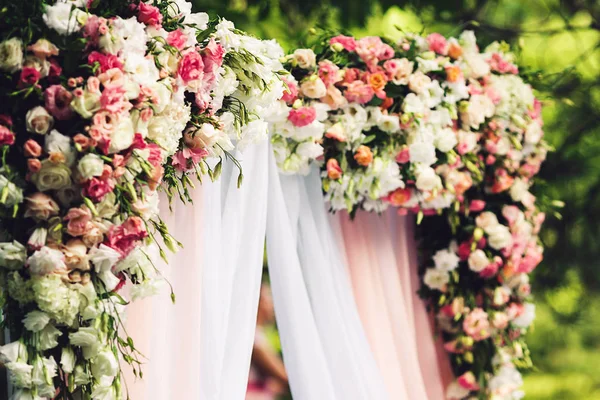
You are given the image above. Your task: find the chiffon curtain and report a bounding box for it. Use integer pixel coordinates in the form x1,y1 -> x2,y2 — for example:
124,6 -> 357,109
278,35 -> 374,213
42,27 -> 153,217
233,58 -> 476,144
337,210 -> 454,400
123,140 -> 269,400
265,152 -> 389,400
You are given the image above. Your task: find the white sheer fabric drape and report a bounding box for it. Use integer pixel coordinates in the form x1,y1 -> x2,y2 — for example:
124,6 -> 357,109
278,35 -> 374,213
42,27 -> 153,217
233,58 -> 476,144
124,140 -> 269,400
200,139 -> 269,400
265,149 -> 389,400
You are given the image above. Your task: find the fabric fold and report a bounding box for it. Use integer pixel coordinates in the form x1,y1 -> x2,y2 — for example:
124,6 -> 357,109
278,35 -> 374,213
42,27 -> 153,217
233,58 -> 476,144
266,148 -> 389,400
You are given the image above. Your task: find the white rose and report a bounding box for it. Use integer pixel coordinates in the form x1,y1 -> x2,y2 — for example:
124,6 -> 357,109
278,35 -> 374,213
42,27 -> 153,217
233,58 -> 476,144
296,141 -> 323,160
378,115 -> 400,133
476,211 -> 499,232
77,154 -> 104,180
300,77 -> 327,99
0,241 -> 27,270
423,268 -> 449,290
109,118 -> 135,153
432,248 -> 460,271
0,37 -> 23,73
91,350 -> 119,378
28,247 -> 66,276
25,106 -> 54,135
71,90 -> 101,119
409,142 -> 437,166
468,249 -> 489,272
408,71 -> 431,94
415,166 -> 442,192
22,311 -> 50,332
43,2 -> 87,36
512,303 -> 535,328
510,178 -> 529,203
487,224 -> 513,250
45,129 -> 76,166
434,127 -> 458,152
293,49 -> 316,69
184,123 -> 220,149
61,347 -> 76,374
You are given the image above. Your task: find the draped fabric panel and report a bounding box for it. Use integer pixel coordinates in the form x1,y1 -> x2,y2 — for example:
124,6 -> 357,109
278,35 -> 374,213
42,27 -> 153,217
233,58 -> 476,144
337,210 -> 453,400
266,151 -> 389,400
124,140 -> 269,400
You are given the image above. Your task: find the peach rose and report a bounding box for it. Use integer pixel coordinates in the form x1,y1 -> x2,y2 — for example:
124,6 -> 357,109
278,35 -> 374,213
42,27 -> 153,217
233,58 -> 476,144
326,159 -> 343,180
24,192 -> 60,220
64,207 -> 92,237
354,145 -> 373,166
62,239 -> 89,270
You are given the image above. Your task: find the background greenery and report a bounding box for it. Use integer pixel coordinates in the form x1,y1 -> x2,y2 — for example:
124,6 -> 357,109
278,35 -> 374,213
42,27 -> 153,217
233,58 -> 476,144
193,0 -> 600,398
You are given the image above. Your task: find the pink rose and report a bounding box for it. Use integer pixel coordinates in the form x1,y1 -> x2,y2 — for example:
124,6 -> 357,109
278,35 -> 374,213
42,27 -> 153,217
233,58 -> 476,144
383,188 -> 412,207
28,159 -> 42,173
178,51 -> 204,83
19,67 -> 41,87
288,106 -> 317,127
0,126 -> 15,146
427,33 -> 448,55
324,124 -> 345,142
469,200 -> 486,212
98,68 -> 125,88
88,52 -> 123,73
167,29 -> 188,50
318,60 -> 341,87
395,147 -> 410,164
172,147 -> 209,172
329,35 -> 357,52
480,256 -> 502,279
343,80 -> 374,104
83,166 -> 115,201
24,139 -> 42,157
492,312 -> 509,329
457,371 -> 480,391
457,240 -> 472,261
326,159 -> 343,180
516,244 -> 543,273
321,85 -> 347,110
64,207 -> 93,237
463,308 -> 491,341
138,3 -> 163,26
281,78 -> 298,103
44,85 -> 74,120
488,53 -> 518,74
100,86 -> 128,114
202,39 -> 225,76
106,216 -> 148,256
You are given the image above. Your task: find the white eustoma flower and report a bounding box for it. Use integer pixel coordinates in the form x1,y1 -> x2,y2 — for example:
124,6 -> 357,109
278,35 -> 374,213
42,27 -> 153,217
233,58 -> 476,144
0,241 -> 27,270
45,129 -> 76,166
409,142 -> 437,166
61,347 -> 76,374
28,247 -> 66,276
43,2 -> 86,36
423,268 -> 449,290
22,311 -> 51,332
468,249 -> 489,272
89,245 -> 121,273
0,341 -> 27,364
432,249 -> 460,271
487,224 -> 513,250
513,303 -> 536,328
91,349 -> 119,379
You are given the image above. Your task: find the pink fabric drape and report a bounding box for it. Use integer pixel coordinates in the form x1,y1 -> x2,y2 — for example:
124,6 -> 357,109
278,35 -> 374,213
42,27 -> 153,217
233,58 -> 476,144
336,209 -> 452,400
122,187 -> 205,399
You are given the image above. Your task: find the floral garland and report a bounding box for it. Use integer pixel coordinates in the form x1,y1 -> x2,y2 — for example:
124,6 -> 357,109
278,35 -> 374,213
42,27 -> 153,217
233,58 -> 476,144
0,1 -> 283,399
272,31 -> 556,399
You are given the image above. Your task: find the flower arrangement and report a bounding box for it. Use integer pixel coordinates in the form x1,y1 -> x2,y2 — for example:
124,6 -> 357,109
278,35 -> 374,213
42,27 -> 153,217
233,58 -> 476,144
273,30 -> 557,399
0,1 -> 284,399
